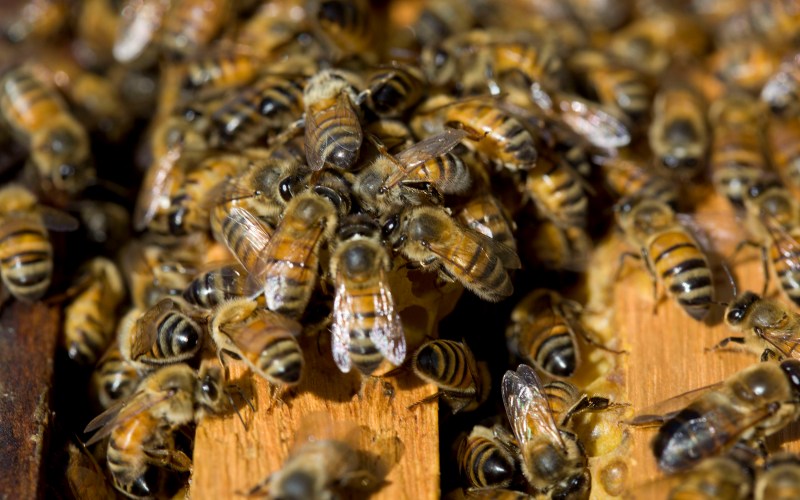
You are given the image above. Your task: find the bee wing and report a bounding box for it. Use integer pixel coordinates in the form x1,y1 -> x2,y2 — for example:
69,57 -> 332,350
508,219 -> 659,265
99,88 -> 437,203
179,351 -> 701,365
383,128 -> 469,189
84,388 -> 172,445
555,95 -> 631,149
133,147 -> 181,230
305,92 -> 363,170
331,279 -> 354,373
130,298 -> 176,360
368,270 -> 406,366
39,208 -> 80,232
66,438 -> 116,499
630,381 -> 725,426
764,216 -> 800,273
501,364 -> 566,452
222,206 -> 273,274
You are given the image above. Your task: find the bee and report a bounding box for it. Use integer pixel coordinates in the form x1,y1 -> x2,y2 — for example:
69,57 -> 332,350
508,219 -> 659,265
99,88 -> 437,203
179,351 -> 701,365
457,424 -> 517,492
617,199 -> 714,321
667,455 -> 753,500
121,240 -> 202,309
235,0 -> 309,56
523,220 -> 592,272
455,192 -> 517,252
182,263 -> 249,309
63,257 -> 126,365
303,69 -> 364,171
2,0 -> 69,43
182,48 -> 261,93
634,359 -> 800,473
119,297 -> 205,368
247,173 -> 348,317
387,205 -> 520,302
709,94 -> 767,207
761,54 -> 800,116
767,115 -> 800,189
410,0 -> 478,48
755,453 -> 800,500
65,437 -> 118,500
308,0 -> 373,60
501,364 -> 590,499
410,339 -> 490,413
352,128 -> 470,216
207,74 -> 306,149
648,85 -> 708,179
413,96 -> 537,172
524,153 -> 589,229
708,40 -> 782,94
91,340 -> 142,411
568,50 -> 652,121
159,0 -> 231,59
210,298 -> 304,388
715,291 -> 800,361
112,0 -> 169,65
742,178 -> 800,307
596,154 -> 679,210
84,364 -> 207,498
0,65 -> 94,196
507,289 -> 614,379
0,184 -> 77,303
329,215 -> 406,376
357,62 -> 426,118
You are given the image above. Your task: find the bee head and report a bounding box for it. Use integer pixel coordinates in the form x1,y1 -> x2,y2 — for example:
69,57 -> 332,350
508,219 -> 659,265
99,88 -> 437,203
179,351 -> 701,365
781,359 -> 800,398
724,292 -> 760,327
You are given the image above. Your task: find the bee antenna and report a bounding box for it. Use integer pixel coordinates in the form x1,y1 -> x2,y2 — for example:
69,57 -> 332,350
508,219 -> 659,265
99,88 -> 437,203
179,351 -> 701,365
719,261 -> 738,298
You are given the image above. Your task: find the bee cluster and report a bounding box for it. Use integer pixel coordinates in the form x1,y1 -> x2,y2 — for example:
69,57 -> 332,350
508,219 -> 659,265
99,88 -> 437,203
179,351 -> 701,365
5,0 -> 800,498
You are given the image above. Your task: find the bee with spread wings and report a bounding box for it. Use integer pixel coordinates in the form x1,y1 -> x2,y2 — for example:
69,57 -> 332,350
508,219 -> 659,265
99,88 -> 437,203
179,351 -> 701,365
502,364 -> 591,499
330,215 -> 406,375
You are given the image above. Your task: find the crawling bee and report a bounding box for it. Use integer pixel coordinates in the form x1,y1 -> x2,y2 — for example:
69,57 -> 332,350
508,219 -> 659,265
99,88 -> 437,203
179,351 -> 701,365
308,0 -> 374,61
457,424 -> 517,492
182,263 -> 249,310
358,62 -> 427,118
91,340 -> 142,411
648,85 -> 708,179
159,0 -> 231,59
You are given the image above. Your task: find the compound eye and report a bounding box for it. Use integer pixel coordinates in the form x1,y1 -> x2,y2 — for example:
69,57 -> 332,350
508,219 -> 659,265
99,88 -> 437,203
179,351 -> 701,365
59,163 -> 76,179
279,176 -> 300,202
382,213 -> 400,239
781,359 -> 800,394
433,48 -> 449,70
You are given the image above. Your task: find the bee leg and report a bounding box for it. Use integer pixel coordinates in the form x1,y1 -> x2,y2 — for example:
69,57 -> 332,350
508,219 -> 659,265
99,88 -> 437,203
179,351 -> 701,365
705,336 -> 746,354
613,251 -> 641,281
239,474 -> 272,496
407,391 -> 442,410
147,448 -> 193,472
761,348 -> 778,362
572,322 -> 627,355
561,396 -> 629,426
760,244 -> 771,297
342,469 -> 382,492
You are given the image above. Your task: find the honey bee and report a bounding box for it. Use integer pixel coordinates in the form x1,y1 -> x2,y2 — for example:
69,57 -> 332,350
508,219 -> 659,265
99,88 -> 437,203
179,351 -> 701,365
715,291 -> 800,361
358,62 -> 427,118
540,378 -> 621,427
708,40 -> 782,94
2,0 -> 69,43
182,48 -> 260,93
410,339 -> 490,413
502,364 -> 590,499
84,364 -> 208,498
455,192 -> 517,252
182,263 -> 249,309
667,455 -> 753,500
65,437 -> 118,500
159,0 -> 231,59
524,153 -> 589,229
247,173 -> 348,317
388,205 -> 520,302
303,69 -> 364,171
63,257 -> 126,365
457,424 -> 517,492
0,184 -> 77,303
352,128 -> 470,216
507,289 -> 616,379
413,96 -> 537,172
308,0 -> 374,61
329,215 -> 406,376
596,154 -> 679,211
568,49 -> 652,121
119,297 -> 205,368
761,54 -> 800,116
207,74 -> 306,149
122,239 -> 202,309
92,340 -> 142,411
410,0 -> 479,48
755,453 -> 800,500
648,85 -> 708,179
767,115 -> 800,189
113,0 -> 169,65
235,0 -> 309,55
617,199 -> 714,321
741,178 -> 800,307
523,220 -> 592,272
634,359 -> 800,473
0,65 -> 94,196
709,94 -> 767,207
210,298 -> 304,388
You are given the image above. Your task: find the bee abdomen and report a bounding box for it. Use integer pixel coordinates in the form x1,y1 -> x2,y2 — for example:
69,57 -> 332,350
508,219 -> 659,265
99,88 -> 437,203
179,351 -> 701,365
650,234 -> 713,319
0,223 -> 53,302
470,250 -> 513,301
653,406 -> 735,473
314,109 -> 362,169
155,313 -> 201,359
534,331 -> 577,378
415,340 -> 472,390
348,330 -> 383,375
259,336 -> 303,385
462,437 -> 515,489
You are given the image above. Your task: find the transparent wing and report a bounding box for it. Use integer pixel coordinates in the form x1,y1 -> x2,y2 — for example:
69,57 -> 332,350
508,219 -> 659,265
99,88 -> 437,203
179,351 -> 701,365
133,147 -> 181,230
368,270 -> 406,366
331,279 -> 354,373
130,298 -> 175,360
39,207 -> 79,232
222,206 -> 273,274
555,94 -> 631,149
501,364 -> 565,451
631,382 -> 725,425
383,128 -> 469,189
304,92 -> 362,170
764,216 -> 800,273
84,388 -> 171,446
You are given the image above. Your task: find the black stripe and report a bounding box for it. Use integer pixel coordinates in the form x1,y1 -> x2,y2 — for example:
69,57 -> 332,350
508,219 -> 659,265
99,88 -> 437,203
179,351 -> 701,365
653,242 -> 696,264
661,258 -> 707,278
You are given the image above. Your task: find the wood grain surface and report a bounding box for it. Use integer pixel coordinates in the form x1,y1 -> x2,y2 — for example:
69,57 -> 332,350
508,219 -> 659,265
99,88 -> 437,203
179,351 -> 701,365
0,301 -> 59,498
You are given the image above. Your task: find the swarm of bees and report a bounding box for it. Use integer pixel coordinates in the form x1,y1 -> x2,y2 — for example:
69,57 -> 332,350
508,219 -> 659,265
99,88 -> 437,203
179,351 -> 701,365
7,0 -> 800,498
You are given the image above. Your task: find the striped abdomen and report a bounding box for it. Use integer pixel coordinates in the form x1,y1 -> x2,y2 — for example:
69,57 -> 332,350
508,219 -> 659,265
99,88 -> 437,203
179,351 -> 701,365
252,334 -> 303,386
183,52 -> 258,91
93,347 -> 140,409
456,193 -> 516,251
410,153 -> 470,194
443,231 -> 513,302
514,307 -> 577,378
601,160 -> 679,209
107,414 -> 161,497
0,66 -> 67,139
216,206 -> 272,273
160,0 -> 228,58
341,279 -> 386,375
413,340 -> 480,411
64,281 -> 114,365
446,103 -> 537,171
543,380 -> 582,422
0,215 -> 52,302
262,227 -> 322,317
526,156 -> 588,228
589,66 -> 651,118
493,42 -> 563,89
182,264 -> 247,309
366,64 -> 425,117
647,229 -> 713,320
459,434 -> 515,489
210,75 -> 304,148
768,116 -> 800,187
143,312 -> 202,363
770,233 -> 800,307
711,127 -> 768,206
305,97 -> 362,170
315,0 -> 372,54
